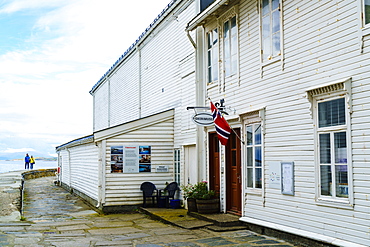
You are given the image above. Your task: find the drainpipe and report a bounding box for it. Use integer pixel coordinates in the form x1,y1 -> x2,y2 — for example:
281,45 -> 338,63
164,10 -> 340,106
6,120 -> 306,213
101,140 -> 107,205
67,148 -> 71,188
96,141 -> 102,208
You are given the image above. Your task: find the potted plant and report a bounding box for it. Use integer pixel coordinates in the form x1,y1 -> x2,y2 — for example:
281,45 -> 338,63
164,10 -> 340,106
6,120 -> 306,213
181,183 -> 198,212
181,181 -> 219,214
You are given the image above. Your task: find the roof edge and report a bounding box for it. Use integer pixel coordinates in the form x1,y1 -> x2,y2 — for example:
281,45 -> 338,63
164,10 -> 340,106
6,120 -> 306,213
89,0 -> 179,95
55,134 -> 94,152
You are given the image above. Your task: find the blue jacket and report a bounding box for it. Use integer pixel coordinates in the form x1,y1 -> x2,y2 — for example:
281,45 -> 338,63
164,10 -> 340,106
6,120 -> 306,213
25,156 -> 30,163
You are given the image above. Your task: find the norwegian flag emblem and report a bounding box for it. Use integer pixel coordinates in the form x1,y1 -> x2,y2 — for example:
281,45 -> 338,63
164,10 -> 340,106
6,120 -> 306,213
210,101 -> 231,146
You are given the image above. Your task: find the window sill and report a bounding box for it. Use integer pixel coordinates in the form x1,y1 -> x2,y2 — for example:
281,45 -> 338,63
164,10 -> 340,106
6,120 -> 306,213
261,56 -> 281,68
245,188 -> 262,195
362,26 -> 370,37
206,81 -> 218,89
316,198 -> 353,210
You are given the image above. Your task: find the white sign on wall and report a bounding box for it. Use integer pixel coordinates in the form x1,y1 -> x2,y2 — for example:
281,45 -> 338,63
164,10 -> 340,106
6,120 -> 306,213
268,162 -> 281,189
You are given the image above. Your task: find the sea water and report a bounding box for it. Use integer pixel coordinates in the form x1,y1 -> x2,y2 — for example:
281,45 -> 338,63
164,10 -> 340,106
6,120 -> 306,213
0,160 -> 57,174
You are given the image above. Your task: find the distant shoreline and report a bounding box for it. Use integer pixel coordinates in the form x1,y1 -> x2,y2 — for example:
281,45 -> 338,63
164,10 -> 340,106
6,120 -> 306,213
7,157 -> 57,162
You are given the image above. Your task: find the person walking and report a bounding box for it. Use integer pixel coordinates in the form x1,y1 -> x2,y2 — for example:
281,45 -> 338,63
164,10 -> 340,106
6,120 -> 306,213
24,153 -> 30,169
30,155 -> 35,170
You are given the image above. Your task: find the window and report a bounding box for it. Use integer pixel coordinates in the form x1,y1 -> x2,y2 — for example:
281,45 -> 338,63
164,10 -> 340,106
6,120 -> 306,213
246,123 -> 262,189
223,16 -> 237,77
317,98 -> 349,199
174,149 -> 181,184
207,28 -> 219,83
260,0 -> 281,61
365,0 -> 370,25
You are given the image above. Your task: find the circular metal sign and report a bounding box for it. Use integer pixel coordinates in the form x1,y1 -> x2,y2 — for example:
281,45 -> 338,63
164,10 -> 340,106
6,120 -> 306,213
192,112 -> 214,126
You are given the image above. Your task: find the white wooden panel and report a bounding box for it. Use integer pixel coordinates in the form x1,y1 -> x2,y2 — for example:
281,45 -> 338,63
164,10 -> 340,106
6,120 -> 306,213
103,117 -> 174,206
109,53 -> 140,126
225,0 -> 370,246
93,81 -> 109,131
58,150 -> 70,186
68,143 -> 99,201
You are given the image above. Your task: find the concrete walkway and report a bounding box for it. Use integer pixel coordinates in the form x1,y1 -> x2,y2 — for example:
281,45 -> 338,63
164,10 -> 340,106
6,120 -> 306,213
0,174 -> 299,247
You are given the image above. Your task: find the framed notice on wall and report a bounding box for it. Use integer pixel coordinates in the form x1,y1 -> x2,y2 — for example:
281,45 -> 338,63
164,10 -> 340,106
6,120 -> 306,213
281,162 -> 294,195
110,145 -> 151,173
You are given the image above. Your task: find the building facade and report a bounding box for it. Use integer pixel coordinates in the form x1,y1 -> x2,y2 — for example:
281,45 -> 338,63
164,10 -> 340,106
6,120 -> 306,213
57,0 -> 370,246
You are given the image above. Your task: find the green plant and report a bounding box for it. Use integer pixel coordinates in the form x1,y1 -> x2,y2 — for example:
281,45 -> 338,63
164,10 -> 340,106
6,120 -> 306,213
181,181 -> 216,200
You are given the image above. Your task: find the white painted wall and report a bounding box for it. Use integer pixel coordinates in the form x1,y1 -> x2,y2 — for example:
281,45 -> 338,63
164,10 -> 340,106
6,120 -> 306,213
199,0 -> 370,246
57,141 -> 99,201
100,115 -> 175,206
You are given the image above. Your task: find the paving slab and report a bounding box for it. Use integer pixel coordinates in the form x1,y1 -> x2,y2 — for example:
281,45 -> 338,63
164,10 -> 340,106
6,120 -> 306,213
0,174 -> 301,247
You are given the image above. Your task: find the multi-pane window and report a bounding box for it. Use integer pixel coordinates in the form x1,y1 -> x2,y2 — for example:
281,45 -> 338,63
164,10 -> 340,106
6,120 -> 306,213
223,16 -> 237,77
317,98 -> 349,199
365,0 -> 370,25
246,124 -> 262,189
207,28 -> 219,83
174,149 -> 181,184
261,0 -> 281,61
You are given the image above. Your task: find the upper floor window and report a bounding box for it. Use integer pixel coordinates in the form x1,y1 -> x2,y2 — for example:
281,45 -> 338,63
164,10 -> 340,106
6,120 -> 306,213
365,0 -> 370,25
223,16 -> 237,77
260,0 -> 281,61
207,28 -> 219,83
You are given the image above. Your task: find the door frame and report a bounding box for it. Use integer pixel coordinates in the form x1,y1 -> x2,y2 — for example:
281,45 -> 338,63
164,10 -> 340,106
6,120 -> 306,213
225,128 -> 242,215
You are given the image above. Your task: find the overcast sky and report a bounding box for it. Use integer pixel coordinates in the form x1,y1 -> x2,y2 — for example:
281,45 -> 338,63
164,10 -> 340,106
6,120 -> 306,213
0,0 -> 172,158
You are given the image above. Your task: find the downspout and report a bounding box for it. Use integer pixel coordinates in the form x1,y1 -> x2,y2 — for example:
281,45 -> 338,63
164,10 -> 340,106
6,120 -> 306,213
101,140 -> 106,205
96,141 -> 102,208
67,148 -> 71,188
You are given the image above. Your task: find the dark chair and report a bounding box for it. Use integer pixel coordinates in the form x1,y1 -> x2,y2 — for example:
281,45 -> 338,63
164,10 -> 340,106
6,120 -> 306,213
159,182 -> 180,208
140,182 -> 158,207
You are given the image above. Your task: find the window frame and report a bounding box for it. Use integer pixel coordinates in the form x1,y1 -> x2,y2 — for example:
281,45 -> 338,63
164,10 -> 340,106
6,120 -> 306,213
174,149 -> 181,185
223,15 -> 238,78
206,27 -> 219,85
259,0 -> 282,64
245,123 -> 263,191
363,0 -> 370,27
307,79 -> 353,208
242,109 -> 265,196
204,6 -> 239,91
315,97 -> 350,202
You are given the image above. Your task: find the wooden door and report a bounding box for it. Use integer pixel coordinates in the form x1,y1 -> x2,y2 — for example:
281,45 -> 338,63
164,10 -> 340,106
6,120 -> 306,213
226,128 -> 242,215
184,145 -> 197,185
209,132 -> 220,195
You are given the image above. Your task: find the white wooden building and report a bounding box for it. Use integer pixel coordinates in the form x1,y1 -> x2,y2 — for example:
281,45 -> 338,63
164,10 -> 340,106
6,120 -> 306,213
186,0 -> 370,246
57,0 -> 370,246
56,0 -> 198,211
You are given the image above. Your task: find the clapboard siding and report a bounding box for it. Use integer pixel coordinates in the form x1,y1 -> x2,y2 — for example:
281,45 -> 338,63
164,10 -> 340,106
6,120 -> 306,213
68,143 -> 99,200
201,0 -> 370,246
92,1 -> 197,153
109,52 -> 140,126
93,81 -> 109,131
102,117 -> 174,206
140,2 -> 195,118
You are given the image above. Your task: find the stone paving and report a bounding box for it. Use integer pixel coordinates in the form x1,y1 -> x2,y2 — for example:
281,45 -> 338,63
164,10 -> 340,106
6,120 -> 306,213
0,176 -> 299,247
